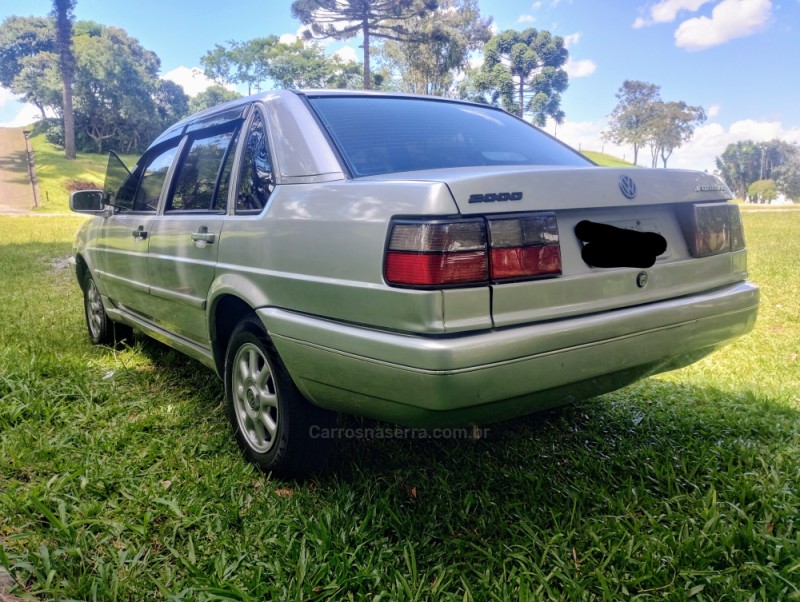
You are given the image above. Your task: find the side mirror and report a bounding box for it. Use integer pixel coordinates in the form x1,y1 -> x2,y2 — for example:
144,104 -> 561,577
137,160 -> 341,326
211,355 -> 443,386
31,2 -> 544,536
70,189 -> 105,213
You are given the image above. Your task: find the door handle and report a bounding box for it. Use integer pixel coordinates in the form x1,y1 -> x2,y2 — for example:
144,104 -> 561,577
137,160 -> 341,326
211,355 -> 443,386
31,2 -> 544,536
131,226 -> 147,240
191,227 -> 216,244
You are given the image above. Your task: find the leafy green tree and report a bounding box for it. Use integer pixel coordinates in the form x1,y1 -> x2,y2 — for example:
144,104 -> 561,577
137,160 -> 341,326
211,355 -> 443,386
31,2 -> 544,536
52,0 -> 77,159
715,140 -> 797,199
201,37 -> 274,94
379,0 -> 491,96
645,101 -> 705,168
747,179 -> 777,204
604,80 -> 661,166
472,28 -> 568,125
290,0 -> 437,90
773,151 -> 800,200
0,16 -> 55,88
12,51 -> 62,119
201,36 -> 366,91
188,85 -> 241,113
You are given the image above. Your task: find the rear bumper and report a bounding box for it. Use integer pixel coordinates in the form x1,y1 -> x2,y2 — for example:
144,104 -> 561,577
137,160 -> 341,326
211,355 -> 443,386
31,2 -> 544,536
258,282 -> 759,426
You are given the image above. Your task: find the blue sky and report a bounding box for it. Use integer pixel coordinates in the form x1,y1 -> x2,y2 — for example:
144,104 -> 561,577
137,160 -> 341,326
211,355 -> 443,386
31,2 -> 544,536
1,0 -> 798,170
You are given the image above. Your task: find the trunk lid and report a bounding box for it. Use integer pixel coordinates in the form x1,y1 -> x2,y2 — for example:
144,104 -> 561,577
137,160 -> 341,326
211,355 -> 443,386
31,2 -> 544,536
372,166 -> 746,328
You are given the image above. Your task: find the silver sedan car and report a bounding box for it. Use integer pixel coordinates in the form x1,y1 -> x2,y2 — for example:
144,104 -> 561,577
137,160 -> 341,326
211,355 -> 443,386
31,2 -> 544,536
70,91 -> 759,478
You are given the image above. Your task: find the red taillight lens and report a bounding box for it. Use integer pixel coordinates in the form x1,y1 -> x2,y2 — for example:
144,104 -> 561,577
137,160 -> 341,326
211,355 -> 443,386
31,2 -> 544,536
385,251 -> 488,285
488,214 -> 561,280
683,203 -> 745,257
385,221 -> 488,286
385,214 -> 562,287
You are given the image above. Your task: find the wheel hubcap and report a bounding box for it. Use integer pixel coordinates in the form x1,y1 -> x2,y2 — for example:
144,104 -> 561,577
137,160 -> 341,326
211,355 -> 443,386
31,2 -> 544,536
86,280 -> 104,338
232,342 -> 279,453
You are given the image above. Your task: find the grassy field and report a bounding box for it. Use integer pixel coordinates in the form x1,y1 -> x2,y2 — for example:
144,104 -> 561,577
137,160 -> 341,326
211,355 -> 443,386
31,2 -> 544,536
29,135 -> 139,214
0,207 -> 798,600
581,150 -> 637,167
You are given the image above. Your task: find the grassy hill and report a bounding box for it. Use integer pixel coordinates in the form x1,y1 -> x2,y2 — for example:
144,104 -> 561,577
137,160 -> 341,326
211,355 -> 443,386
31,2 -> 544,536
30,134 -> 139,213
580,150 -> 637,167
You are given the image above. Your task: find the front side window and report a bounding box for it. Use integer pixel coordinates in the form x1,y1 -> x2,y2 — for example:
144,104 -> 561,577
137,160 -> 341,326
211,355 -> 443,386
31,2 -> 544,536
236,112 -> 274,213
132,143 -> 179,212
168,125 -> 239,212
307,96 -> 591,177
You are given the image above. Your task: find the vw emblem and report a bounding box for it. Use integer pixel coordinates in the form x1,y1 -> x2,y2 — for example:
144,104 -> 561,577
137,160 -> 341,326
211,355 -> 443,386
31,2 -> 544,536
619,175 -> 637,200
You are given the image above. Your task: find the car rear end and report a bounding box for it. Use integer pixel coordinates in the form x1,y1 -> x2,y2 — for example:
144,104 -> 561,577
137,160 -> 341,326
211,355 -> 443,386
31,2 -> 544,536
255,93 -> 758,427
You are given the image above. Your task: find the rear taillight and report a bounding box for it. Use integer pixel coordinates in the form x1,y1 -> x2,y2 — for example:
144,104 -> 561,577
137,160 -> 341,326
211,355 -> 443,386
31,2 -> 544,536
385,221 -> 488,286
384,214 -> 561,287
683,203 -> 745,257
488,214 -> 561,280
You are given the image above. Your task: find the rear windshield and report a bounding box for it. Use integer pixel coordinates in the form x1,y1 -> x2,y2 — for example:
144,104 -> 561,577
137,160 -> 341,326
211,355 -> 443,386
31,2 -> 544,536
307,96 -> 591,177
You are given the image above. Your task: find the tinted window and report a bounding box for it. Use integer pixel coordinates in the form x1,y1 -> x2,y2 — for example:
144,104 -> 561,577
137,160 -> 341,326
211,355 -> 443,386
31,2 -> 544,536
308,96 -> 591,177
215,128 -> 241,214
236,112 -> 274,213
168,125 -> 238,212
132,144 -> 179,212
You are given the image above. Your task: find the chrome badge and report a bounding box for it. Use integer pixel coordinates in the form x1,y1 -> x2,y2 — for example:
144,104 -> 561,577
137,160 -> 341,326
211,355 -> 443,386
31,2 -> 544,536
619,175 -> 637,200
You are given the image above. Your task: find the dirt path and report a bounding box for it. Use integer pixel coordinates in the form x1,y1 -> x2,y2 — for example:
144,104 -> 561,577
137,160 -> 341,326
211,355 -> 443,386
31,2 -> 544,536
0,127 -> 36,215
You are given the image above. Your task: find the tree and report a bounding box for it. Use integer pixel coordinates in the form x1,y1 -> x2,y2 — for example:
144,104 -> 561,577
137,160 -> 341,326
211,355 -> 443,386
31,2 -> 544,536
0,16 -> 55,90
715,140 -> 798,199
189,85 -> 241,114
746,179 -> 777,204
12,51 -> 62,119
773,151 -> 800,200
52,0 -> 77,159
645,100 -> 705,168
201,36 -> 367,91
201,37 -> 274,94
379,0 -> 491,97
290,0 -> 437,90
473,28 -> 569,126
604,80 -> 661,166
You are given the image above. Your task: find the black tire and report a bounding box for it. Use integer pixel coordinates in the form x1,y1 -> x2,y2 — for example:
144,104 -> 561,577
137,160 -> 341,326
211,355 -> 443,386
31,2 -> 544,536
224,316 -> 335,479
82,273 -> 133,346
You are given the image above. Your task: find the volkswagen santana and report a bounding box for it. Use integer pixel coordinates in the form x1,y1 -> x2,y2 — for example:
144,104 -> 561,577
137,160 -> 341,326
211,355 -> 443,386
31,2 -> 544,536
70,91 -> 759,478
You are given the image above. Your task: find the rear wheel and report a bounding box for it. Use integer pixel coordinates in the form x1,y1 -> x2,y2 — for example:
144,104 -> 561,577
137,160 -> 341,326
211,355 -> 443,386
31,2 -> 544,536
83,274 -> 132,345
224,316 -> 335,479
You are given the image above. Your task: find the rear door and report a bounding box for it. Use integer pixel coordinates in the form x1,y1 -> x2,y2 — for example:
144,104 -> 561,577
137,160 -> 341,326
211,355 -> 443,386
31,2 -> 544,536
146,118 -> 243,344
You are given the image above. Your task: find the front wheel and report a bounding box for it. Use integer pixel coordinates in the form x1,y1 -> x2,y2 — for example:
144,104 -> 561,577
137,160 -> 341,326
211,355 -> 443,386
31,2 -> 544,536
224,316 -> 335,479
83,274 -> 132,345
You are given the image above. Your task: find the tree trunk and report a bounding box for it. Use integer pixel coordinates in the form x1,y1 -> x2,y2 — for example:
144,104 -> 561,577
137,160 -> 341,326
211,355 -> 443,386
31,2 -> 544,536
518,75 -> 524,117
363,21 -> 371,90
632,144 -> 639,166
62,72 -> 76,159
54,0 -> 76,159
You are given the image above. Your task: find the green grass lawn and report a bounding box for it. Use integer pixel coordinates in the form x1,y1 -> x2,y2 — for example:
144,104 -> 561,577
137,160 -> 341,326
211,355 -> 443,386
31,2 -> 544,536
581,150 -> 637,167
30,135 -> 139,214
0,210 -> 798,600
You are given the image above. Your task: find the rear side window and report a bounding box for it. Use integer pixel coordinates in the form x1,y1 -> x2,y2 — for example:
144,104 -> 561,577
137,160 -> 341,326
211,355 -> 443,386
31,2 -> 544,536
235,111 -> 274,213
307,96 -> 590,177
168,124 -> 239,212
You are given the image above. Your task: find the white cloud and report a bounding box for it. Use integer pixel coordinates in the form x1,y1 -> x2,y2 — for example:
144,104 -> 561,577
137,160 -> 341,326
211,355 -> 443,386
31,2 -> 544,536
0,103 -> 45,128
634,0 -> 714,27
707,103 -> 721,119
674,0 -> 772,50
279,32 -> 297,44
162,66 -> 235,97
0,87 -> 17,109
564,58 -> 597,78
333,46 -> 358,63
563,32 -> 581,47
532,1 -> 543,9
518,14 -> 536,23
